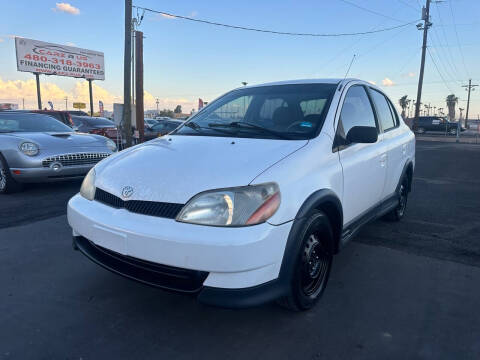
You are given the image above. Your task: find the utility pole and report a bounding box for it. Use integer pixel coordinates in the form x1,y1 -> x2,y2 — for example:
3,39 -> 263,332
123,0 -> 133,147
156,98 -> 159,114
462,79 -> 478,129
22,98 -> 25,110
35,73 -> 42,110
64,96 -> 68,110
414,0 -> 432,128
135,30 -> 144,143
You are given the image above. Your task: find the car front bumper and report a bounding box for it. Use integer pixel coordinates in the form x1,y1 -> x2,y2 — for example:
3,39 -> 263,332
11,164 -> 93,183
67,194 -> 293,306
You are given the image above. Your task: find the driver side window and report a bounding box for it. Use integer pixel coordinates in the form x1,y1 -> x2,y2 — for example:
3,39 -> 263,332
335,85 -> 377,147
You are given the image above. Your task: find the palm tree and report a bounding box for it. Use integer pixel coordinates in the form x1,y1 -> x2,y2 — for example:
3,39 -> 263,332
398,95 -> 408,119
446,94 -> 458,121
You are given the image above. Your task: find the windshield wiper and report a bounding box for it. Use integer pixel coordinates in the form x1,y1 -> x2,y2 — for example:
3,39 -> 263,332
178,121 -> 237,136
208,121 -> 292,140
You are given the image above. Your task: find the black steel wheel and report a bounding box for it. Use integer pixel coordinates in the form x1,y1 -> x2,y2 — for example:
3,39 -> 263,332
278,211 -> 333,311
384,176 -> 409,221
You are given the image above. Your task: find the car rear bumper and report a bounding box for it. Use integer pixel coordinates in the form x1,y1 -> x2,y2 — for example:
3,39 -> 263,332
10,164 -> 92,183
67,194 -> 292,305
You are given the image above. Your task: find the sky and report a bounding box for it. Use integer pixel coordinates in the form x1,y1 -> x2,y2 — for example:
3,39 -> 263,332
0,0 -> 478,118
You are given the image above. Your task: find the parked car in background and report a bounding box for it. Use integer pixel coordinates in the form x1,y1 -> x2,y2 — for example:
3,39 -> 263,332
150,119 -> 183,137
68,110 -> 89,116
142,118 -> 183,140
68,79 -> 415,310
0,111 -> 116,194
145,118 -> 159,128
32,110 -> 73,128
71,116 -> 119,144
414,116 -> 465,135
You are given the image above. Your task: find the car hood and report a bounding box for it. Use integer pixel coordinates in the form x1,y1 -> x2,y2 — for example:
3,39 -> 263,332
95,135 -> 308,204
8,132 -> 107,149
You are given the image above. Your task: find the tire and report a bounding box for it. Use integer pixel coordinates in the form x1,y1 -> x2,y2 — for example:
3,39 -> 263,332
384,176 -> 409,221
278,211 -> 333,311
0,154 -> 23,194
416,127 -> 425,134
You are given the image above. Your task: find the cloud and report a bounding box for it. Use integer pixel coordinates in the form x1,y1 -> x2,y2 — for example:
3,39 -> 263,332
53,3 -> 80,15
0,77 -> 195,112
368,80 -> 376,85
65,42 -> 76,47
0,38 -> 4,43
382,78 -> 395,87
407,72 -> 415,78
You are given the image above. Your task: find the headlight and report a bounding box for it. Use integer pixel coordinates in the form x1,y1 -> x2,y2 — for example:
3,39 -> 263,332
19,142 -> 39,156
176,183 -> 280,226
106,138 -> 117,152
80,168 -> 96,200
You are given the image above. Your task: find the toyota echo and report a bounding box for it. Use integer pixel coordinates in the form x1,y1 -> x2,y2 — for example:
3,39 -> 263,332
68,79 -> 415,311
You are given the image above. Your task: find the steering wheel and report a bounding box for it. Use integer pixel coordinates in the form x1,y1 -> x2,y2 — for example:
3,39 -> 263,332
286,121 -> 310,131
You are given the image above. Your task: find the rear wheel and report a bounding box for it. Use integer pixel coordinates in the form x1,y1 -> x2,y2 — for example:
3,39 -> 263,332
0,155 -> 22,194
384,176 -> 409,221
278,211 -> 333,311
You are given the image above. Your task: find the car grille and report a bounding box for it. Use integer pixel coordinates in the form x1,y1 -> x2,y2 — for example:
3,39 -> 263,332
42,153 -> 110,167
94,188 -> 184,219
75,236 -> 208,293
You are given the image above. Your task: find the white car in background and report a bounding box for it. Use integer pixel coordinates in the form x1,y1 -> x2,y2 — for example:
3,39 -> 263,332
68,79 -> 415,311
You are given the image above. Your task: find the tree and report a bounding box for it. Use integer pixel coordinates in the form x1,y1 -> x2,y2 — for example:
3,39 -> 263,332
398,95 -> 409,119
174,105 -> 182,114
159,109 -> 174,118
446,94 -> 458,121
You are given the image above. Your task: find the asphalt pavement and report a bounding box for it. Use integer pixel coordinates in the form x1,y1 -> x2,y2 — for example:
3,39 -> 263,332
1,139 -> 480,359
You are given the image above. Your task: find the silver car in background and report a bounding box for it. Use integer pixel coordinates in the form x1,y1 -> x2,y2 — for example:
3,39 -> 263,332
0,111 -> 117,194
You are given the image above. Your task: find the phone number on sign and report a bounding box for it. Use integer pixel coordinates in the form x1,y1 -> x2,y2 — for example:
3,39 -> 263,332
23,54 -> 101,69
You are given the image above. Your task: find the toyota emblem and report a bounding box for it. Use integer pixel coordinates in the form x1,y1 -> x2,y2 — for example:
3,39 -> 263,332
121,186 -> 134,198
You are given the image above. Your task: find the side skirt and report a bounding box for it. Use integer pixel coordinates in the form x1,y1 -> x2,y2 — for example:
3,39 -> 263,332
339,194 -> 398,248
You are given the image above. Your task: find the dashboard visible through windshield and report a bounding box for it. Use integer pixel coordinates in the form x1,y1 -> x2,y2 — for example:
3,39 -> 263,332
174,83 -> 338,140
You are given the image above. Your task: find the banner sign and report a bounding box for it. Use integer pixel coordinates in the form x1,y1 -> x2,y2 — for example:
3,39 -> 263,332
15,37 -> 105,80
73,102 -> 86,109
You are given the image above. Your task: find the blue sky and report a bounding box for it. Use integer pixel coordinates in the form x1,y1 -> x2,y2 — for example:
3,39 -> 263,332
0,0 -> 478,117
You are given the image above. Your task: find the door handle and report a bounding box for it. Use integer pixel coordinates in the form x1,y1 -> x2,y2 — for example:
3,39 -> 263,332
379,153 -> 387,167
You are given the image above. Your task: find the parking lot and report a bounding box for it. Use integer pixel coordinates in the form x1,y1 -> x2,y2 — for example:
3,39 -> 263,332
1,139 -> 480,359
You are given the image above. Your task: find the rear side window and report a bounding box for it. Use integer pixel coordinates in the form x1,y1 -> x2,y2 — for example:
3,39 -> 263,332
370,89 -> 396,131
335,85 -> 377,145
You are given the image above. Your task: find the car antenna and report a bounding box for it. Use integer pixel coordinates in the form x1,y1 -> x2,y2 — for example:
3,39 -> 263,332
343,54 -> 356,80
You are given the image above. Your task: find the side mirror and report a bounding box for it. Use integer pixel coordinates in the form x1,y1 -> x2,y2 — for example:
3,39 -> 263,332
346,126 -> 378,144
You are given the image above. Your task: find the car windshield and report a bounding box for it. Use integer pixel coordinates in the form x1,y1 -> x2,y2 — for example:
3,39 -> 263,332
173,83 -> 337,140
0,112 -> 72,132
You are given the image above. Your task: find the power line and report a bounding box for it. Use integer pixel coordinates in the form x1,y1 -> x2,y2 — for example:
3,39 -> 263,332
448,0 -> 470,78
427,47 -> 454,93
433,2 -> 462,82
396,0 -> 421,12
134,5 -> 418,37
338,0 -> 408,22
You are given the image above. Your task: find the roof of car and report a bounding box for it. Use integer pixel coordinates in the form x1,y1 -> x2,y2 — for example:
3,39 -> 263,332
242,78 -> 360,89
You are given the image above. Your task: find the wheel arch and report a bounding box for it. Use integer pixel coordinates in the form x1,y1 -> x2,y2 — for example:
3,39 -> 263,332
398,160 -> 414,193
278,189 -> 343,291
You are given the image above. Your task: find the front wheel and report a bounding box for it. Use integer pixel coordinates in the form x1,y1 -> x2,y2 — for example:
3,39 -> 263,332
0,155 -> 22,194
278,211 -> 333,311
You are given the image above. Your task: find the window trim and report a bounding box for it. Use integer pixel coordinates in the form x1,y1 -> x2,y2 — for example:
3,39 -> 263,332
368,87 -> 399,133
332,84 -> 380,152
